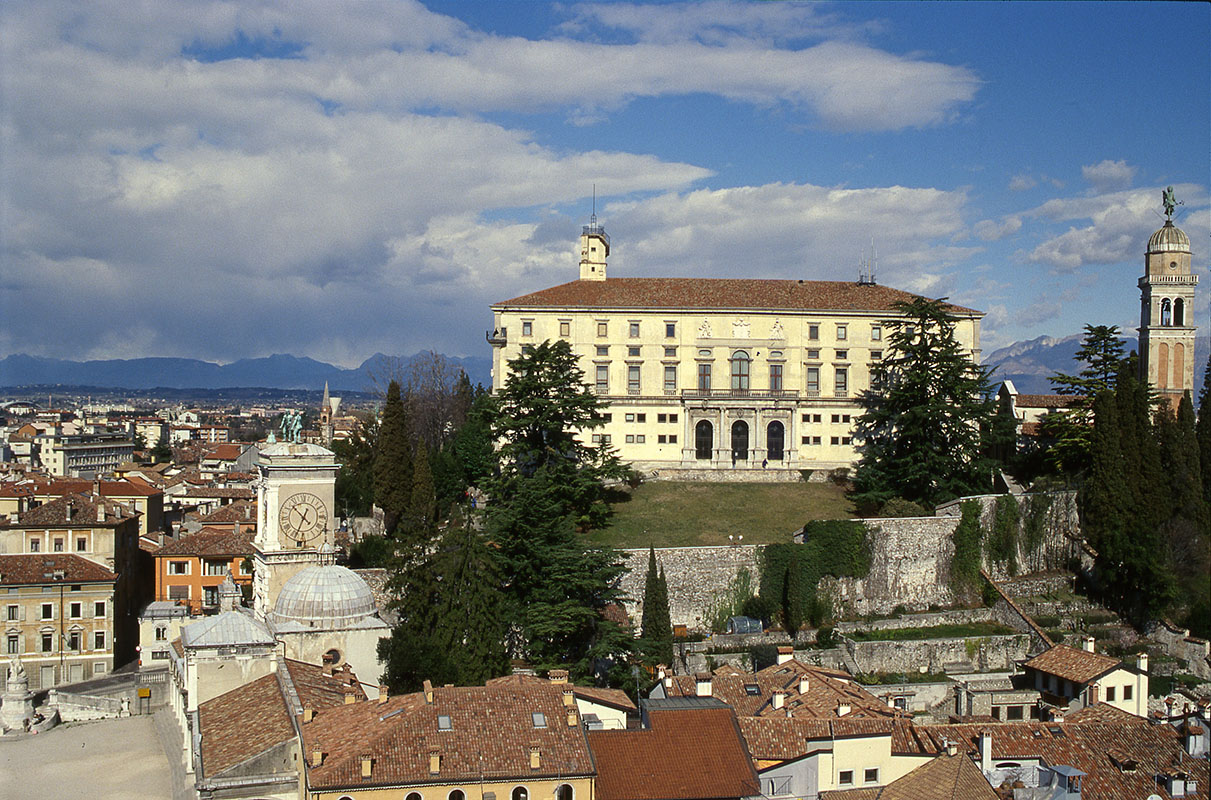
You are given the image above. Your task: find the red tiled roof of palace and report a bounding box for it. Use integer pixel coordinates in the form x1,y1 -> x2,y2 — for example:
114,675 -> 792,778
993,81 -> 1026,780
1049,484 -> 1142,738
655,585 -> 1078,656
494,278 -> 981,315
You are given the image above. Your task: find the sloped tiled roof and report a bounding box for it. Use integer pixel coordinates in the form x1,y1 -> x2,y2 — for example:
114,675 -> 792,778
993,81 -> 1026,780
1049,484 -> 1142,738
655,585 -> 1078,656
662,659 -> 894,719
200,443 -> 248,462
494,278 -> 980,315
1023,644 -> 1122,684
300,679 -> 594,791
485,674 -> 636,712
183,486 -> 255,499
0,553 -> 117,585
588,703 -> 760,800
197,500 -> 257,524
284,659 -> 367,710
198,672 -> 295,778
1014,394 -> 1084,409
152,527 -> 253,558
44,478 -> 162,497
822,752 -> 997,800
5,493 -> 137,528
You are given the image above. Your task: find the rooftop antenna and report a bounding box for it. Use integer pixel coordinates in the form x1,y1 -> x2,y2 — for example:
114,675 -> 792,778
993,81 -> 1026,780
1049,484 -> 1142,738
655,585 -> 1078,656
591,183 -> 597,226
857,239 -> 878,286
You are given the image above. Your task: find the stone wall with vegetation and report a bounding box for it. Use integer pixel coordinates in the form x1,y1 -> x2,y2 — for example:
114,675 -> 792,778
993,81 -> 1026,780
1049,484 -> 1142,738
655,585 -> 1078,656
841,633 -> 1032,674
620,545 -> 760,629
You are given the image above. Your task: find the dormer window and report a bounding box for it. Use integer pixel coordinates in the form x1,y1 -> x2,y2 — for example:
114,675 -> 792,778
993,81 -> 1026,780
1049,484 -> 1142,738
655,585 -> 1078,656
531,712 -> 547,728
437,714 -> 452,730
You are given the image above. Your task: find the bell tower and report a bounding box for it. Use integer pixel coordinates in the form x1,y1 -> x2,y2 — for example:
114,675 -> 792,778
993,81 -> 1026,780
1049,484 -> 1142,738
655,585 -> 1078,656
1139,187 -> 1198,409
579,214 -> 609,281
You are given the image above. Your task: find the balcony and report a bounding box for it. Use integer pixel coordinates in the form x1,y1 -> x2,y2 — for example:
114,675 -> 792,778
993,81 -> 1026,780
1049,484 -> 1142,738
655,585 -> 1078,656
680,388 -> 800,400
486,328 -> 508,347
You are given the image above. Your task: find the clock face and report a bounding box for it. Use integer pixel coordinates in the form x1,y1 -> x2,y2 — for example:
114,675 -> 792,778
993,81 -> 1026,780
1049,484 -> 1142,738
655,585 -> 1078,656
278,492 -> 328,544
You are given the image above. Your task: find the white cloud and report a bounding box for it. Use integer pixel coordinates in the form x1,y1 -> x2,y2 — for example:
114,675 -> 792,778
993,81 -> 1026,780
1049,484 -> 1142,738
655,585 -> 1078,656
973,216 -> 1022,241
1009,174 -> 1037,191
1081,159 -> 1136,193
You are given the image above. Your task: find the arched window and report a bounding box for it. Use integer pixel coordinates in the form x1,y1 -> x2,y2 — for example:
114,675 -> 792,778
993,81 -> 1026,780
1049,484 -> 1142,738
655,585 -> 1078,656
731,420 -> 749,461
449,791 -> 467,800
730,350 -> 750,393
1161,298 -> 1172,326
406,793 -> 422,800
1174,297 -> 1185,326
767,421 -> 784,461
695,420 -> 713,460
555,785 -> 574,800
512,787 -> 530,800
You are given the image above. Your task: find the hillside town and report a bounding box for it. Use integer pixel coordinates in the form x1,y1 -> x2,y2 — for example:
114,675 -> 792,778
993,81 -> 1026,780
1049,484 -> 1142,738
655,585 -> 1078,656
0,201 -> 1207,800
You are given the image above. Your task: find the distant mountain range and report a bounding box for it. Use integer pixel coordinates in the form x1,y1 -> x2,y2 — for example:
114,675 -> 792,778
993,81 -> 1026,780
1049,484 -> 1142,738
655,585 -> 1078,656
1,334 -> 1205,397
0,352 -> 493,392
983,332 -> 1209,395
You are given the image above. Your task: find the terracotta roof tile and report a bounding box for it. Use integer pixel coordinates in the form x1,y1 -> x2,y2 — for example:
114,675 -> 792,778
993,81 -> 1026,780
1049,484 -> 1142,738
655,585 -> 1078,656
589,704 -> 759,800
0,553 -> 117,585
822,752 -> 997,800
197,500 -> 257,524
484,674 -> 637,712
183,486 -> 255,499
44,478 -> 162,497
494,278 -> 980,315
1014,394 -> 1085,409
285,659 -> 367,710
152,527 -> 253,558
4,493 -> 137,528
198,672 -> 295,777
1023,644 -> 1121,684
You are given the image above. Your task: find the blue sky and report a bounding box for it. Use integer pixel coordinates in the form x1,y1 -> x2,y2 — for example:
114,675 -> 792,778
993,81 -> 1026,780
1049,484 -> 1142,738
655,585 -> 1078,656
1,1 -> 1207,367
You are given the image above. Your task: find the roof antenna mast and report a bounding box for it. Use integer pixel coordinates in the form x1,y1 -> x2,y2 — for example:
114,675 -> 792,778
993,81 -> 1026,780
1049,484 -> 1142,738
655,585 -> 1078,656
591,183 -> 597,226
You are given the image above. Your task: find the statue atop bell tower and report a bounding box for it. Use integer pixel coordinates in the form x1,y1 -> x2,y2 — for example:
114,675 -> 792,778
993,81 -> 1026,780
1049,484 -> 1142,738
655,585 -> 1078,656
1139,187 -> 1198,409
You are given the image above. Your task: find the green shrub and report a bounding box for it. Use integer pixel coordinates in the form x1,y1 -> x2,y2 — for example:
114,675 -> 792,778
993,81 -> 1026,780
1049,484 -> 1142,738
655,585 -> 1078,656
815,626 -> 836,648
986,495 -> 1021,576
758,521 -> 871,630
950,501 -> 983,599
879,497 -> 929,518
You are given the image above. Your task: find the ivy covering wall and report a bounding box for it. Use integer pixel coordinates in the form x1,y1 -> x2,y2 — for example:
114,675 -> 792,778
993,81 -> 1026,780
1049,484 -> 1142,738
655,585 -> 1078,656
756,520 -> 872,631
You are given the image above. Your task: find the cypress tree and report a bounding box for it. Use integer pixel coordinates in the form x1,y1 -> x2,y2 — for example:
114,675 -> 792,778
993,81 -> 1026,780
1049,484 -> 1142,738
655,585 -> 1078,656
1198,354 -> 1211,506
639,548 -> 672,666
406,440 -> 437,544
373,380 -> 413,535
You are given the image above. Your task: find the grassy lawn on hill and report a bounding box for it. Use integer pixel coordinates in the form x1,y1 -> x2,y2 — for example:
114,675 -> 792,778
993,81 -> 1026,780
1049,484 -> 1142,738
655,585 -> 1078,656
588,480 -> 856,549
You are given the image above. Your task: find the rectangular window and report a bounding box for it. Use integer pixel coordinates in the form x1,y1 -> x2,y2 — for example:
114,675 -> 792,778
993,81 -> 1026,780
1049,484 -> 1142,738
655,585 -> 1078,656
769,364 -> 783,392
54,538 -> 64,552
669,414 -> 677,423
836,325 -> 847,340
596,345 -> 608,356
841,437 -> 852,445
94,602 -> 105,617
871,325 -> 882,341
802,436 -> 822,445
871,350 -> 882,360
698,363 -> 712,391
839,771 -> 854,786
69,602 -> 82,619
664,346 -> 677,358
155,627 -> 167,641
807,349 -> 820,360
76,537 -> 87,552
169,561 -> 188,576
29,539 -> 40,553
597,321 -> 608,337
625,413 -> 635,423
42,633 -> 53,652
835,367 -> 848,396
1105,686 -> 1116,702
559,321 -> 570,337
626,434 -> 635,444
669,434 -> 677,443
41,603 -> 53,621
601,434 -> 611,445
1123,685 -> 1133,700
657,414 -> 666,423
1006,705 -> 1024,721
806,367 -> 820,394
836,349 -> 848,360
832,414 -> 841,423
808,324 -> 819,340
68,631 -> 81,651
628,365 -> 641,393
595,365 -> 609,394
521,321 -> 532,337
168,585 -> 189,601
5,605 -> 16,621
636,435 -> 645,443
831,437 -> 840,445
658,435 -> 667,444
94,631 -> 105,650
664,365 -> 677,392
864,768 -> 879,784
602,413 -> 612,423
665,322 -> 676,338
629,322 -> 640,338
627,346 -> 641,357
205,560 -> 227,576
636,413 -> 646,423
6,635 -> 17,655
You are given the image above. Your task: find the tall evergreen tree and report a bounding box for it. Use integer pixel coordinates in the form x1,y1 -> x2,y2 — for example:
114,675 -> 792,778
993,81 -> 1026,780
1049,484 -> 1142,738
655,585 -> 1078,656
639,548 -> 673,666
373,380 -> 413,535
1042,324 -> 1126,478
404,440 -> 437,543
852,296 -> 994,511
1197,353 -> 1211,507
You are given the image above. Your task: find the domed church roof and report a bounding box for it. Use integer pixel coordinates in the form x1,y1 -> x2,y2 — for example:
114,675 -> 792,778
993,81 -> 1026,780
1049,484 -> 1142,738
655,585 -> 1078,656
1148,219 -> 1190,253
269,564 -> 378,630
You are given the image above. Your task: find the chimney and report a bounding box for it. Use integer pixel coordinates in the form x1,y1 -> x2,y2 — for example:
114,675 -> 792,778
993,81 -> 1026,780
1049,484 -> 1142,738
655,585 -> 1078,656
1137,652 -> 1149,674
1087,683 -> 1099,705
772,690 -> 785,710
303,707 -> 314,723
836,702 -> 851,717
695,673 -> 712,697
65,502 -> 73,522
562,688 -> 575,708
978,730 -> 993,772
548,669 -> 569,684
378,685 -> 390,704
529,746 -> 541,770
945,738 -> 957,757
656,665 -> 666,682
92,479 -> 100,497
343,686 -> 358,704
776,645 -> 794,665
567,709 -> 578,727
310,745 -> 324,768
423,680 -> 434,704
1081,635 -> 1095,653
360,755 -> 373,779
428,748 -> 440,775
798,675 -> 809,695
97,502 -> 106,523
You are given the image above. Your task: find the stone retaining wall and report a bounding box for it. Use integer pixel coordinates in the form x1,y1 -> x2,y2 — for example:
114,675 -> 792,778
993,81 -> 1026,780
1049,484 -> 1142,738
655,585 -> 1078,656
620,545 -> 759,628
47,690 -> 131,722
841,634 -> 1032,674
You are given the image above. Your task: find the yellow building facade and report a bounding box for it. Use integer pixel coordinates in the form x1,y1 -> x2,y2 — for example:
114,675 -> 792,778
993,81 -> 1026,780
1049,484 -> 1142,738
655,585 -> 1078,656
490,222 -> 983,474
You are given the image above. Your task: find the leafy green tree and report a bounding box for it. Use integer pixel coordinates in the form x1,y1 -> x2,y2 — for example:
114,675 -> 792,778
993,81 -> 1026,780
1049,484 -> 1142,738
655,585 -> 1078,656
639,548 -> 673,666
949,500 -> 983,601
149,441 -> 172,464
378,524 -> 508,691
1042,325 -> 1126,477
373,380 -> 413,535
852,297 -> 994,511
333,412 -> 377,517
490,339 -> 627,530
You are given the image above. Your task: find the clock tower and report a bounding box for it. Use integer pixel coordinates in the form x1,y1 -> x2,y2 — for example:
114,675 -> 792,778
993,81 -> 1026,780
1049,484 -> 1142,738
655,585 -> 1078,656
252,441 -> 339,620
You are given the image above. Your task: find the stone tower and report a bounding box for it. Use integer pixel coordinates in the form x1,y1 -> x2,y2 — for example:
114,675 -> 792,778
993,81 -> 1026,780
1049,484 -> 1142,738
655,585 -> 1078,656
579,215 -> 609,281
1138,190 -> 1198,409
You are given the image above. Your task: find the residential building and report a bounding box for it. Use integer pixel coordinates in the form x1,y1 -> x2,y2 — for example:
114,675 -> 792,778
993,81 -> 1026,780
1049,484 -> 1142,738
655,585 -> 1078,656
38,431 -> 135,477
820,750 -> 997,800
136,599 -> 189,665
1021,641 -> 1149,717
0,553 -> 117,690
151,526 -> 254,614
489,220 -> 982,473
